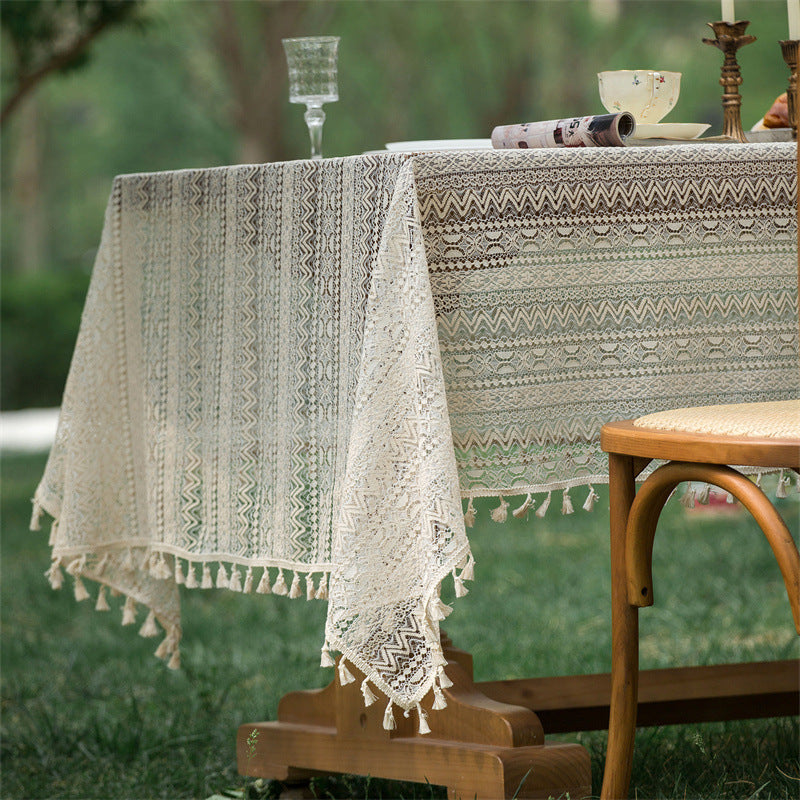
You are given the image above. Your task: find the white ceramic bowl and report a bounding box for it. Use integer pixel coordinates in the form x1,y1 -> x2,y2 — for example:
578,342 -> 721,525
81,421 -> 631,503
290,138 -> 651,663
598,70 -> 681,123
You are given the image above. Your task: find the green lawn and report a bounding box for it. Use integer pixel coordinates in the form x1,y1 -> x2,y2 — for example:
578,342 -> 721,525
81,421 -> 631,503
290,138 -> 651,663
2,452 -> 798,799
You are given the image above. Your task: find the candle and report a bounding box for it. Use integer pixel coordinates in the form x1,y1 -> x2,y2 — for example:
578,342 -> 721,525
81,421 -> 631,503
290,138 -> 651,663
789,0 -> 800,39
721,0 -> 735,22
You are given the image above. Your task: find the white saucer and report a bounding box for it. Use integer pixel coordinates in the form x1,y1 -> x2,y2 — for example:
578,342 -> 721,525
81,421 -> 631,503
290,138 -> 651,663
385,139 -> 492,152
632,123 -> 711,140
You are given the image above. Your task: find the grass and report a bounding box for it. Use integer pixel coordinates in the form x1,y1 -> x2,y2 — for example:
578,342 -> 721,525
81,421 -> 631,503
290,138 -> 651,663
1,451 -> 798,799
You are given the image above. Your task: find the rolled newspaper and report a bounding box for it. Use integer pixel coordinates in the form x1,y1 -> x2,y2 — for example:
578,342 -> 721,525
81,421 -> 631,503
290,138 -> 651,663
491,112 -> 636,149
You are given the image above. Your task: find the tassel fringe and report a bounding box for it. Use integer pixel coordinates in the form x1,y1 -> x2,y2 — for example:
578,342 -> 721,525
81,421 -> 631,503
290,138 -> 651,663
74,576 -> 90,602
535,491 -> 551,518
512,493 -> 534,519
256,568 -> 271,594
215,562 -> 229,589
561,489 -> 574,515
382,700 -> 396,731
776,470 -> 789,499
680,484 -> 696,509
139,609 -> 159,638
338,659 -> 356,685
361,679 -> 379,706
416,703 -> 431,735
272,570 -> 288,596
95,585 -> 110,611
438,666 -> 453,689
583,485 -> 599,512
121,596 -> 137,626
288,572 -> 302,599
320,642 -> 336,668
243,567 -> 254,594
30,500 -> 43,531
201,563 -> 213,589
229,567 -> 242,592
490,495 -> 509,523
464,495 -> 476,528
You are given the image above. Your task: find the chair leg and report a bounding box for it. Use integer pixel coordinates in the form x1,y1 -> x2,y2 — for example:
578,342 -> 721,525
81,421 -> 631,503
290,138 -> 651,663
601,454 -> 639,800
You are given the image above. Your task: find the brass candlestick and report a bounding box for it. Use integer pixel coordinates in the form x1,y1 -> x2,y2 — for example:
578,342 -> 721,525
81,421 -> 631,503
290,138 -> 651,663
703,20 -> 756,143
779,39 -> 798,137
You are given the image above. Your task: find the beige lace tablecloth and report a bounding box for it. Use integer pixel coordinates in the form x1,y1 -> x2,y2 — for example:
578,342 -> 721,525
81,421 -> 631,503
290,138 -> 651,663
33,143 -> 799,724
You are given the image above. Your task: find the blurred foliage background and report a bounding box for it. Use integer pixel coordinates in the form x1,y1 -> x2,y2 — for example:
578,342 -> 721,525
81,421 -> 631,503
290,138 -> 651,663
1,0 -> 793,410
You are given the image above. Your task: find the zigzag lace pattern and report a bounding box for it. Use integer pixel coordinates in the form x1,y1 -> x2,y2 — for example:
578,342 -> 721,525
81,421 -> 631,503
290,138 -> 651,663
33,143 -> 798,711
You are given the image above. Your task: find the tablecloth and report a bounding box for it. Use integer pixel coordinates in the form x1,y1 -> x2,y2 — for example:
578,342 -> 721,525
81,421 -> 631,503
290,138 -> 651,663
32,142 -> 798,724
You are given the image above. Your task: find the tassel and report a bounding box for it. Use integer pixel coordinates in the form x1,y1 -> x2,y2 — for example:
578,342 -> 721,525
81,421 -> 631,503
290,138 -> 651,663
48,520 -> 58,546
243,566 -> 254,594
201,563 -> 213,589
29,500 -> 43,531
95,585 -> 110,611
185,564 -> 198,589
139,609 -> 159,638
490,495 -> 509,523
561,489 -> 574,515
155,636 -> 169,660
416,703 -> 431,735
74,576 -> 90,602
320,642 -> 335,668
776,470 -> 789,499
175,560 -> 185,585
66,556 -> 85,577
315,574 -> 329,600
795,472 -> 800,493
697,484 -> 711,505
464,496 -> 476,528
583,485 -> 599,512
147,552 -> 160,578
306,574 -> 316,600
153,553 -> 166,580
535,491 -> 551,518
121,596 -> 137,625
288,572 -> 302,599
438,667 -> 454,688
45,559 -> 64,590
95,553 -> 109,573
453,569 -> 468,598
382,700 -> 396,731
432,683 -> 448,710
431,597 -> 452,621
256,568 -> 271,594
726,491 -> 735,504
460,554 -> 475,581
272,570 -> 288,596
215,562 -> 229,589
122,549 -> 135,571
512,493 -> 534,519
229,567 -> 242,592
755,472 -> 763,487
338,659 -> 356,685
361,679 -> 379,706
167,650 -> 180,670
680,484 -> 696,509
438,666 -> 453,689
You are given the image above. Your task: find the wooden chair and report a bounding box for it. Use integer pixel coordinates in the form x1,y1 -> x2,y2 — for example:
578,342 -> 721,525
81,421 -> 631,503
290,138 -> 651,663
599,400 -> 800,800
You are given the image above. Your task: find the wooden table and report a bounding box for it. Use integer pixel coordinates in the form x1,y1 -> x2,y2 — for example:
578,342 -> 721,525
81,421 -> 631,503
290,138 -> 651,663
236,142 -> 799,799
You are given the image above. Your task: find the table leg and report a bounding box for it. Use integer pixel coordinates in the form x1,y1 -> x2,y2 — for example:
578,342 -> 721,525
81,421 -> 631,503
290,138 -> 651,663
238,641 -> 591,800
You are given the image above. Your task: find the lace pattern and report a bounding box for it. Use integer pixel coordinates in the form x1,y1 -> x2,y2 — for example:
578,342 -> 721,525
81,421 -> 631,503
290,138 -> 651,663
34,143 -> 798,712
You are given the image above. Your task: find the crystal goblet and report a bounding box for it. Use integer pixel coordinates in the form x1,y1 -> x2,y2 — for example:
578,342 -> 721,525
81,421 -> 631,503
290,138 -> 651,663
282,36 -> 339,160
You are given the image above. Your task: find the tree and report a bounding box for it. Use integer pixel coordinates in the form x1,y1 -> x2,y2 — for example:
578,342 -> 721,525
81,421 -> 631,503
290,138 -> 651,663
1,0 -> 142,126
